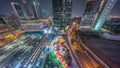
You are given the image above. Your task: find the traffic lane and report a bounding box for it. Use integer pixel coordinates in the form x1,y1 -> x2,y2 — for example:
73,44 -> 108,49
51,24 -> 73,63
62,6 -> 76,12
76,34 -> 104,68
76,50 -> 94,68
0,39 -> 30,67
74,42 -> 101,68
69,28 -> 103,68
10,46 -> 32,68
0,45 -> 18,63
0,37 -> 22,52
0,52 -> 16,68
0,43 -> 18,56
0,37 -> 30,57
0,46 -> 24,68
0,35 -> 43,67
63,35 -> 82,68
31,47 -> 46,68
35,50 -> 47,68
21,45 -> 42,68
0,36 -> 39,65
5,45 -> 30,68
20,41 -> 41,66
22,47 -> 41,68
68,33 -> 101,67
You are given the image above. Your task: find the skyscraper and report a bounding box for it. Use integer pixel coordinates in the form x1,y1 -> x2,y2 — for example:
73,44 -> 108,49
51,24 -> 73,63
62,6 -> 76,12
81,0 -> 101,28
65,0 -> 72,22
0,15 -> 19,30
11,2 -> 26,20
22,0 -> 31,19
32,0 -> 42,19
94,0 -> 118,30
81,13 -> 96,27
52,0 -> 65,24
85,0 -> 96,13
52,0 -> 72,27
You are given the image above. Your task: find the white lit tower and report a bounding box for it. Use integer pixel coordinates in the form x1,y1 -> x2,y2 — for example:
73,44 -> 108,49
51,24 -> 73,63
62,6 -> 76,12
32,0 -> 42,19
81,0 -> 101,28
94,0 -> 118,30
22,0 -> 31,19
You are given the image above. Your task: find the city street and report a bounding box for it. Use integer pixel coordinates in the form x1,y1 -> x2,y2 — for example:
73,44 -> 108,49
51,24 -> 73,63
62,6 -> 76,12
0,32 -> 46,68
0,0 -> 120,68
0,32 -> 74,68
79,29 -> 120,68
66,23 -> 109,68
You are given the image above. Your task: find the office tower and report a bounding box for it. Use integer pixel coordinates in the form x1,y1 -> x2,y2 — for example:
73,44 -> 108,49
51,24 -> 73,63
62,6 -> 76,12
22,0 -> 31,19
73,16 -> 81,24
0,16 -> 9,37
32,0 -> 42,19
65,0 -> 72,22
0,15 -> 6,26
102,18 -> 120,33
81,13 -> 96,27
94,0 -> 118,30
0,15 -> 19,30
85,0 -> 96,13
81,0 -> 102,28
52,0 -> 72,26
84,0 -> 102,13
32,2 -> 38,19
11,2 -> 26,20
52,0 -> 65,25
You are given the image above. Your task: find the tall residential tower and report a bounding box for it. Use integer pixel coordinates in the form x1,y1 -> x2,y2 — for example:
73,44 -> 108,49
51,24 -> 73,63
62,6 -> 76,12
94,0 -> 118,30
32,0 -> 42,19
52,0 -> 72,27
11,2 -> 26,20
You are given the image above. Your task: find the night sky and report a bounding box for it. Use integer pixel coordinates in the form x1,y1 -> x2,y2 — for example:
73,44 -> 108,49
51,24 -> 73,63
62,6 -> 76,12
0,0 -> 120,17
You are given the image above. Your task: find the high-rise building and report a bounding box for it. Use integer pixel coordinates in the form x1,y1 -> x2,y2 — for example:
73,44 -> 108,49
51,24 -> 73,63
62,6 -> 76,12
102,18 -> 120,33
0,15 -> 6,26
85,0 -> 96,13
32,2 -> 39,19
22,0 -> 31,19
52,0 -> 65,25
72,16 -> 81,24
32,0 -> 42,19
65,0 -> 72,22
0,15 -> 19,30
94,0 -> 118,30
11,2 -> 26,20
52,0 -> 72,27
81,13 -> 96,28
81,0 -> 101,28
85,0 -> 101,13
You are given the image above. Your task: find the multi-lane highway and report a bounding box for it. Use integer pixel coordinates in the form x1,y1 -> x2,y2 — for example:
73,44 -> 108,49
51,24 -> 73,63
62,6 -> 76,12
0,33 -> 46,68
0,32 -> 66,68
67,22 -> 109,68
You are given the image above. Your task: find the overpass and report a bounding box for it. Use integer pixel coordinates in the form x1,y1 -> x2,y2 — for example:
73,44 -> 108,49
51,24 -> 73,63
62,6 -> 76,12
67,22 -> 109,68
23,30 -> 43,32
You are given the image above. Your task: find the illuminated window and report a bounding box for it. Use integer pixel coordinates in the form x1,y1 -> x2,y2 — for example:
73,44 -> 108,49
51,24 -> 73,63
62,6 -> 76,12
109,3 -> 112,6
104,13 -> 107,15
103,15 -> 105,18
108,6 -> 110,9
106,10 -> 108,12
111,0 -> 114,2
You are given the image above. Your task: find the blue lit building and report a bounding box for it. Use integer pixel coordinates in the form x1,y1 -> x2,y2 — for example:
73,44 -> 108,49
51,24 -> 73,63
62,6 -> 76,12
94,0 -> 118,30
